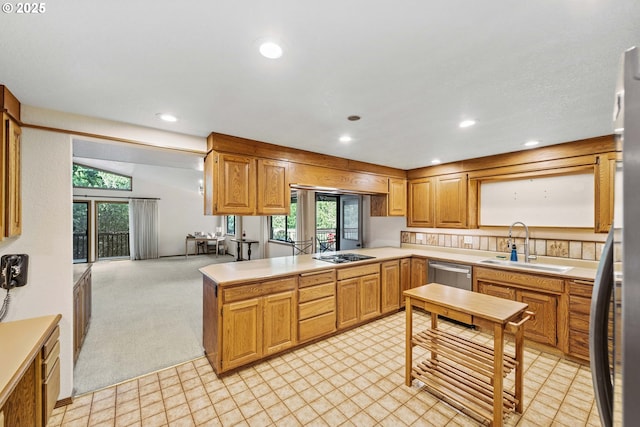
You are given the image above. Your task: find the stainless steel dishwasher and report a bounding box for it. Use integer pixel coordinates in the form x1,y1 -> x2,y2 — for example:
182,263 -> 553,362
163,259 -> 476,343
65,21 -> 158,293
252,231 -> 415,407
427,260 -> 472,291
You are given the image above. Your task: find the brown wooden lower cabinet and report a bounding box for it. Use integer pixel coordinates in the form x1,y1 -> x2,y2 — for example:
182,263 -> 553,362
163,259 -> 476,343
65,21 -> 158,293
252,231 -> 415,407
220,284 -> 296,372
298,270 -> 336,343
475,267 -> 562,347
0,315 -> 61,427
73,265 -> 92,364
202,260 -> 402,375
399,258 -> 411,307
567,279 -> 595,360
336,263 -> 380,329
380,260 -> 400,313
410,257 -> 427,289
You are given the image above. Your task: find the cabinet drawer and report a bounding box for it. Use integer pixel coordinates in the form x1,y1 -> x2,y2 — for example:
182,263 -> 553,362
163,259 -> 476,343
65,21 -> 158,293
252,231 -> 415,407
42,325 -> 60,358
224,277 -> 296,303
569,281 -> 593,298
299,282 -> 335,303
569,295 -> 591,315
298,312 -> 336,342
421,301 -> 473,325
337,263 -> 379,280
299,296 -> 335,321
475,267 -> 564,293
42,340 -> 60,379
569,330 -> 590,359
569,312 -> 590,332
299,270 -> 335,288
43,357 -> 61,424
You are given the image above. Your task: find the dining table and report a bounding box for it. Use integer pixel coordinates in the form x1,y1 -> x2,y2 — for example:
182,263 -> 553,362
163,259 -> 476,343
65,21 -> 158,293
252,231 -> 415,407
184,235 -> 219,257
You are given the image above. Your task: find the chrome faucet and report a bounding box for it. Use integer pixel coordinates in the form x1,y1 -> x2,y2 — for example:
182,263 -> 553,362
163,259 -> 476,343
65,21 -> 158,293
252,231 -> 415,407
508,221 -> 530,263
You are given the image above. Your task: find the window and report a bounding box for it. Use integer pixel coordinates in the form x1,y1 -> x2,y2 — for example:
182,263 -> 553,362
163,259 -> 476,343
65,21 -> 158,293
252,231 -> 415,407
73,201 -> 90,263
96,202 -> 130,259
73,163 -> 132,191
270,192 -> 297,241
226,216 -> 235,235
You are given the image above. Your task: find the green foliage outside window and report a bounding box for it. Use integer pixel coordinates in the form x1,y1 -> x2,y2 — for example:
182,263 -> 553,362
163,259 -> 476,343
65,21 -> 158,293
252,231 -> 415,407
315,199 -> 337,229
73,202 -> 89,233
270,195 -> 297,241
226,216 -> 235,235
97,202 -> 129,232
73,163 -> 132,190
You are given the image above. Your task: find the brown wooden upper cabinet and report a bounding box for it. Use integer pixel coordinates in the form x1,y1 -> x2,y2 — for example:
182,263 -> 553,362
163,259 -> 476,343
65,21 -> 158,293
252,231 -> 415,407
407,173 -> 468,229
1,86 -> 22,239
407,177 -> 434,227
371,178 -> 407,217
256,159 -> 290,215
435,173 -> 467,228
204,151 -> 290,216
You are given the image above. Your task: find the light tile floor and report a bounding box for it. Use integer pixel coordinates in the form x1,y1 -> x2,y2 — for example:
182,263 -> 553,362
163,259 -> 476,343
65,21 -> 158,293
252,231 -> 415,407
50,311 -> 601,427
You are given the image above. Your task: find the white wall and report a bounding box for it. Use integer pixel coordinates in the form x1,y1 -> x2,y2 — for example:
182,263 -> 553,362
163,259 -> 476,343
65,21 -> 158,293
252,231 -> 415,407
363,195 -> 404,248
0,128 -> 74,400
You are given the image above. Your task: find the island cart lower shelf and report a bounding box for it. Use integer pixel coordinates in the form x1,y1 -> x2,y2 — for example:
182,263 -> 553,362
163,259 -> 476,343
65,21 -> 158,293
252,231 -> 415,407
405,283 -> 531,427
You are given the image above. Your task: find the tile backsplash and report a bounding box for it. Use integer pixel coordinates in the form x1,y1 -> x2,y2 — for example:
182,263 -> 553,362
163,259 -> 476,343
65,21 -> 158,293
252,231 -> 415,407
401,230 -> 608,261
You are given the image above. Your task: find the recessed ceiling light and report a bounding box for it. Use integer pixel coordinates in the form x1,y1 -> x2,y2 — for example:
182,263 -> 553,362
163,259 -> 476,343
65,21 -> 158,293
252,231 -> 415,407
259,41 -> 283,59
156,113 -> 178,122
339,135 -> 352,143
431,159 -> 441,165
524,140 -> 540,147
459,120 -> 476,128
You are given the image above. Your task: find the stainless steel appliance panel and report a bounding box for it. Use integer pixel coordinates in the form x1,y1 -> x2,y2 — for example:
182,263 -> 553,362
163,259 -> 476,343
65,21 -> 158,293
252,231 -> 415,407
427,260 -> 472,291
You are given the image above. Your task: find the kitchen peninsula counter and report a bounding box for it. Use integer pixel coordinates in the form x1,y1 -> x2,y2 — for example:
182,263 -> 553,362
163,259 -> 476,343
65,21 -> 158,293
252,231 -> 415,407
201,246 -> 598,374
199,246 -> 598,286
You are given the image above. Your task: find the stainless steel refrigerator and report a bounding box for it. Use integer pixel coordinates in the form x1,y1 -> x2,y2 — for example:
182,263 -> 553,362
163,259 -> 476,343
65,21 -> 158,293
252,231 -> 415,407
590,46 -> 640,427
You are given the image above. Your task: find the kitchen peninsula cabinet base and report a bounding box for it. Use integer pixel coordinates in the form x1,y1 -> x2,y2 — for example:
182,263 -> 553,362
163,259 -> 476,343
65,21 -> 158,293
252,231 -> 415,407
405,284 -> 530,427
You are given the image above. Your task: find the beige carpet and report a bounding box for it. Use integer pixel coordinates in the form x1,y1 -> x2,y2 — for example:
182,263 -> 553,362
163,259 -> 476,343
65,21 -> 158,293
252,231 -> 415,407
72,254 -> 234,395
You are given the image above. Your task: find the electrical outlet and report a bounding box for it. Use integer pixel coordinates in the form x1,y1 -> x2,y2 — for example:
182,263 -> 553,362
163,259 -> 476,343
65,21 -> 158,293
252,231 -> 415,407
416,233 -> 424,241
1,254 -> 29,289
463,236 -> 473,244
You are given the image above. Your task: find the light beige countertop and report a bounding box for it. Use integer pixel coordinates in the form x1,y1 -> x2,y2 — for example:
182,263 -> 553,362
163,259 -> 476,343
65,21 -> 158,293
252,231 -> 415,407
199,246 -> 598,286
0,314 -> 61,407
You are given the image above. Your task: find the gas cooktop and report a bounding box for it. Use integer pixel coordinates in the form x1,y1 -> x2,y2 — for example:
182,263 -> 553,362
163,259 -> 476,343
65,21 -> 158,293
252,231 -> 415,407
313,253 -> 376,264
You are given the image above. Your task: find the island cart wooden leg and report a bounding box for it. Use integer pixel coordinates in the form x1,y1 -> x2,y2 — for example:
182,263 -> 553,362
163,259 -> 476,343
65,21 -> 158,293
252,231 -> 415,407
405,296 -> 413,387
515,322 -> 524,413
493,323 -> 504,427
430,312 -> 439,361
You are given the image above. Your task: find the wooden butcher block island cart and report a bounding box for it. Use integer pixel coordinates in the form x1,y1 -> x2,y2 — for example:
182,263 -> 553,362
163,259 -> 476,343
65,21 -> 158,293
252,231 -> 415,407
404,283 -> 532,427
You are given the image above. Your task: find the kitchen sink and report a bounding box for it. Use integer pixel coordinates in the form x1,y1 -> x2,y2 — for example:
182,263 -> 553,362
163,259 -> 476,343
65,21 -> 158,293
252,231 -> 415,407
478,258 -> 573,273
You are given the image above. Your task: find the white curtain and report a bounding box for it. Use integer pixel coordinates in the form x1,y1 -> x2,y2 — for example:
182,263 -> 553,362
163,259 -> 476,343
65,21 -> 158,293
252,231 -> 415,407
129,199 -> 159,260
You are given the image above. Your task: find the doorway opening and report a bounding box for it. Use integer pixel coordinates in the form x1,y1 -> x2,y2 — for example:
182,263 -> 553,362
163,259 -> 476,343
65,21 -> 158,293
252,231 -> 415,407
315,193 -> 362,252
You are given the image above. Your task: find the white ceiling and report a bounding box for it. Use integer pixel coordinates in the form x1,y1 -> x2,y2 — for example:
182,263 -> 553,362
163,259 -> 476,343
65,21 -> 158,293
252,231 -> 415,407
73,139 -> 203,171
2,1 -> 639,170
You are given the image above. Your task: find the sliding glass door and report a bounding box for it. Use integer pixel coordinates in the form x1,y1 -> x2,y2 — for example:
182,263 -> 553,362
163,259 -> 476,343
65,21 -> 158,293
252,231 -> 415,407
96,201 -> 130,259
339,195 -> 362,250
73,201 -> 90,263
